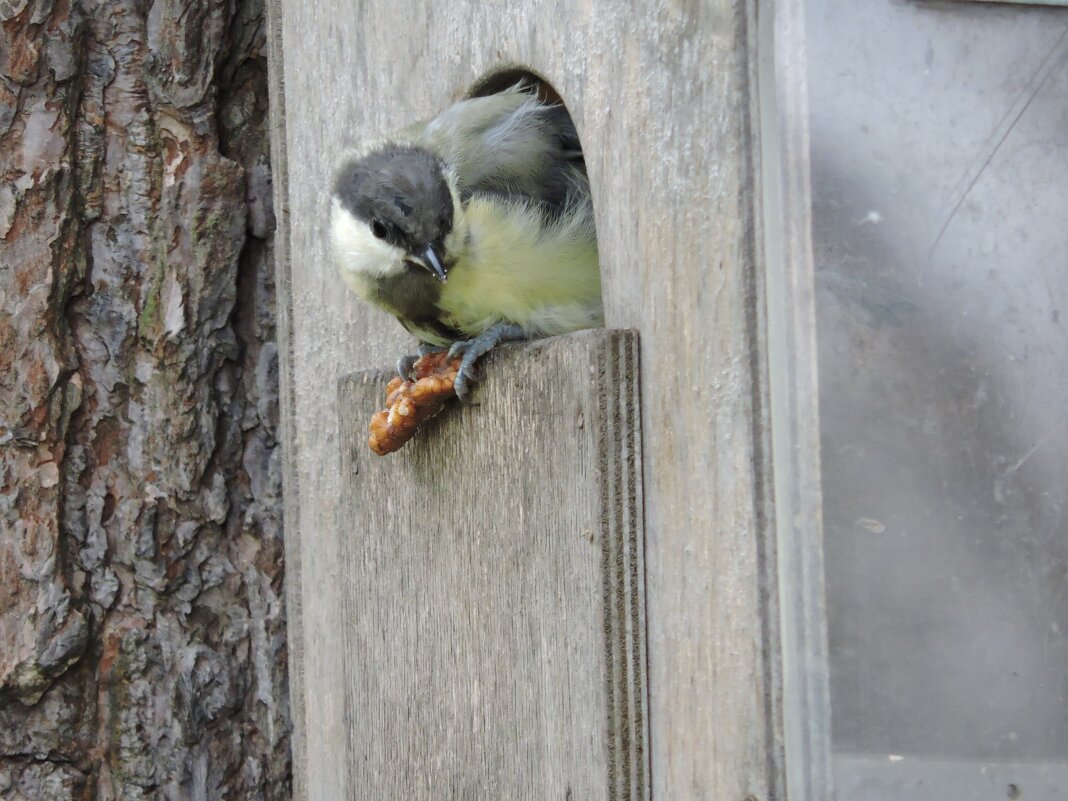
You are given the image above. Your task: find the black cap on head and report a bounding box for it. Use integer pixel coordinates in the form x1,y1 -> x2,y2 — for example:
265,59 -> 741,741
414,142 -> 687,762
333,145 -> 454,258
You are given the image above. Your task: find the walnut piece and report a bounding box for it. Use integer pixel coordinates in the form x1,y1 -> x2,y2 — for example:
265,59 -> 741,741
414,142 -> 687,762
367,352 -> 461,455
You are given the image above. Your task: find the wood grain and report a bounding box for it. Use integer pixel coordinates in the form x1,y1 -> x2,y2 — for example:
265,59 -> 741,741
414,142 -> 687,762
336,329 -> 647,800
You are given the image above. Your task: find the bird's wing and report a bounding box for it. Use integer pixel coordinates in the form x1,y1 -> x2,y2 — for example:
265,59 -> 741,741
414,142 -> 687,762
413,85 -> 588,215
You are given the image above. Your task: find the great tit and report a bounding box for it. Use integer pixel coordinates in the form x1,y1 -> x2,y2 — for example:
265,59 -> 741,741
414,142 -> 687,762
330,83 -> 603,398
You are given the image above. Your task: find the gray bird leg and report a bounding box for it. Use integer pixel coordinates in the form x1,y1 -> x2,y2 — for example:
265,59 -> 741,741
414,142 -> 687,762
396,342 -> 447,380
447,323 -> 527,400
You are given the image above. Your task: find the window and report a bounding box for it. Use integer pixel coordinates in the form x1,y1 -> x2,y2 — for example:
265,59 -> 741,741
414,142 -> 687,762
770,1 -> 1068,798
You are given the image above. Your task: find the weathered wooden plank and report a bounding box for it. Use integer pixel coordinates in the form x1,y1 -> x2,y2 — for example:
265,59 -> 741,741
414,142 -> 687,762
265,1 -> 308,800
336,329 -> 646,800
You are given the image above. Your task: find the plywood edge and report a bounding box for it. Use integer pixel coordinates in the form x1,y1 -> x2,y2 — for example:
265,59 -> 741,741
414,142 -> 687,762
594,330 -> 651,801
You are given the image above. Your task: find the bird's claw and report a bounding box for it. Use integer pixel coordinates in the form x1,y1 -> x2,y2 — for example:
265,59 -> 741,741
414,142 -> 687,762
446,323 -> 526,401
445,339 -> 482,402
396,343 -> 447,380
396,354 -> 418,381
452,359 -> 481,403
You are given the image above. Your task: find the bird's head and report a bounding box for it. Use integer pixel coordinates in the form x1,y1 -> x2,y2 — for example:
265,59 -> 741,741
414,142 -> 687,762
330,145 -> 463,284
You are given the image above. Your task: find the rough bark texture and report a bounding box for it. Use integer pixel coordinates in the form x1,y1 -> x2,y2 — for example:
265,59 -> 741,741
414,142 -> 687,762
0,0 -> 289,799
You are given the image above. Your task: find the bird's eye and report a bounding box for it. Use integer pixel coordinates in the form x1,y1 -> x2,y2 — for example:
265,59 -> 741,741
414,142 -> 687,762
371,219 -> 387,239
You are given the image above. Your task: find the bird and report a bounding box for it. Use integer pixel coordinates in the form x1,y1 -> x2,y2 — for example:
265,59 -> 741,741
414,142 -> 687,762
329,83 -> 603,399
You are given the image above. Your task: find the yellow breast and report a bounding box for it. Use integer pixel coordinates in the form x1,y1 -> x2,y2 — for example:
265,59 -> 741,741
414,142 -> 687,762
438,197 -> 603,338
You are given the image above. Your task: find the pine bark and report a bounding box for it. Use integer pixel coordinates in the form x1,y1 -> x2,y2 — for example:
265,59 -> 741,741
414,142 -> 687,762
0,0 -> 289,798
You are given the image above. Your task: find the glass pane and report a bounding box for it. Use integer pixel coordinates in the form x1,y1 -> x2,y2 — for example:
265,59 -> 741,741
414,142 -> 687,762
804,1 -> 1068,798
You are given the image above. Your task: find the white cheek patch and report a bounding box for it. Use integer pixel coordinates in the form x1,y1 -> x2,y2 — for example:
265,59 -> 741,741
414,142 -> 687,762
330,198 -> 406,281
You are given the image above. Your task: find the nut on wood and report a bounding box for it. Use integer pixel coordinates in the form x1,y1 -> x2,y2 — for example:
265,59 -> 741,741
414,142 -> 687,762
368,352 -> 461,455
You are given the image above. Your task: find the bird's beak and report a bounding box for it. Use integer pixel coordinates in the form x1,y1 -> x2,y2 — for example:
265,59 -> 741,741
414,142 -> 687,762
422,244 -> 448,283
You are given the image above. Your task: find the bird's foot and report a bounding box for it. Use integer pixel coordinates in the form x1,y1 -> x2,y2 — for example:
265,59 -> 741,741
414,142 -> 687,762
447,323 -> 527,401
396,343 -> 447,381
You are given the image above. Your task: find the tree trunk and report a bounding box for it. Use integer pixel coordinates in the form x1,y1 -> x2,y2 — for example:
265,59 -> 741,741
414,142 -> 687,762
0,0 -> 289,798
